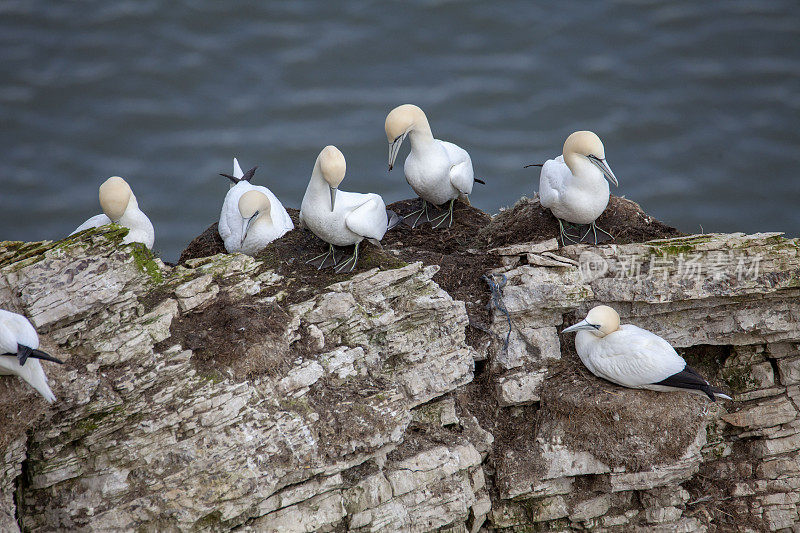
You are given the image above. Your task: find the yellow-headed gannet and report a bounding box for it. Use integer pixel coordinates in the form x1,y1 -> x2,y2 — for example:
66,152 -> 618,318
300,145 -> 399,273
72,176 -> 155,249
385,104 -> 483,228
0,309 -> 64,403
218,159 -> 294,256
534,131 -> 618,245
562,305 -> 731,401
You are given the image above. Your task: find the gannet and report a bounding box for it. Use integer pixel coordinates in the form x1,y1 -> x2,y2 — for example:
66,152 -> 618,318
385,104 -> 483,228
0,310 -> 64,403
300,145 -> 398,273
72,176 -> 155,249
218,159 -> 294,256
562,305 -> 731,401
535,131 -> 618,245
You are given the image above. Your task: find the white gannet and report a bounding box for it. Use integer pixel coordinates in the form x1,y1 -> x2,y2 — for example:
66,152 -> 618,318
562,305 -> 731,401
218,159 -> 294,256
0,309 -> 64,403
72,176 -> 155,249
535,131 -> 618,245
385,104 -> 483,228
300,145 -> 398,273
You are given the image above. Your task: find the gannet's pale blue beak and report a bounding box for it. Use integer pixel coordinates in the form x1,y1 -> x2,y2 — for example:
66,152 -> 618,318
388,132 -> 408,171
588,155 -> 618,186
329,187 -> 337,211
561,320 -> 599,334
241,212 -> 258,246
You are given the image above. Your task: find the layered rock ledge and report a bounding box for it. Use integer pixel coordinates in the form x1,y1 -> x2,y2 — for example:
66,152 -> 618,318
0,197 -> 799,532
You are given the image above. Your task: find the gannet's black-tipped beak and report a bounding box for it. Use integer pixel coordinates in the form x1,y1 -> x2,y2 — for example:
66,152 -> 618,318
220,173 -> 240,185
329,187 -> 337,211
587,155 -> 618,186
388,132 -> 408,171
241,212 -> 259,247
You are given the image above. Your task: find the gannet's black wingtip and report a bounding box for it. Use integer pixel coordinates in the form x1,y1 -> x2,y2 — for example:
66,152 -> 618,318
242,167 -> 258,182
31,348 -> 64,365
220,173 -> 240,185
474,177 -> 486,185
653,365 -> 726,401
386,209 -> 403,231
16,344 -> 32,366
523,163 -> 544,168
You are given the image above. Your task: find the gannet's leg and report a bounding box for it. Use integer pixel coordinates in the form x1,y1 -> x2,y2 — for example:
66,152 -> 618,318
430,199 -> 455,229
580,222 -> 615,245
306,244 -> 337,269
334,242 -> 360,273
404,199 -> 431,228
558,219 -> 581,245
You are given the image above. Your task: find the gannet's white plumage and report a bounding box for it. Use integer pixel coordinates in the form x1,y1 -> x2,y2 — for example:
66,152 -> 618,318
0,310 -> 63,403
562,305 -> 731,401
385,104 -> 476,227
300,145 -> 391,272
538,131 -> 618,242
218,159 -> 293,256
72,176 -> 155,249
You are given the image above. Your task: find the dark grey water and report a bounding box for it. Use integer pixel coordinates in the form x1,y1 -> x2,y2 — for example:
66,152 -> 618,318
2,0 -> 799,261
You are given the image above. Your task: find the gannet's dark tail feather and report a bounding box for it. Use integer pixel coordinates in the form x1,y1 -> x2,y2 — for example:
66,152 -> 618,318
652,365 -> 730,401
386,209 -> 403,231
474,177 -> 486,185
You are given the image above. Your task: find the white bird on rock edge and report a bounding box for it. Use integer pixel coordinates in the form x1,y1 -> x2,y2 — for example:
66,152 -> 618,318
535,131 -> 618,245
218,158 -> 294,256
561,305 -> 731,401
385,104 -> 484,228
300,145 -> 399,273
0,309 -> 64,403
72,176 -> 155,249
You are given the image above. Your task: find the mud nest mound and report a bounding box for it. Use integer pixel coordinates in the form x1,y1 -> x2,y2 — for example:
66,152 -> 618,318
532,328 -> 708,472
482,194 -> 682,248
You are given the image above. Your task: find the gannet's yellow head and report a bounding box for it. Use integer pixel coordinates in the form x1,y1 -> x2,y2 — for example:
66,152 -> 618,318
385,104 -> 429,170
238,190 -> 271,220
318,145 -> 346,211
563,131 -> 618,186
238,190 -> 271,246
98,176 -> 133,221
561,305 -> 620,338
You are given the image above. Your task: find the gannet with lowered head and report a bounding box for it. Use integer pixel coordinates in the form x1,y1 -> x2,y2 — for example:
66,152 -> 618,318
385,104 -> 482,228
0,309 -> 64,403
71,176 -> 155,249
300,145 -> 398,273
218,159 -> 294,256
562,305 -> 731,401
536,131 -> 618,245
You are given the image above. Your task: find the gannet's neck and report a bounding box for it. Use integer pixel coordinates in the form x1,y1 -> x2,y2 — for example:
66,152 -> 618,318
118,196 -> 148,229
407,113 -> 434,152
306,159 -> 333,207
564,153 -> 603,186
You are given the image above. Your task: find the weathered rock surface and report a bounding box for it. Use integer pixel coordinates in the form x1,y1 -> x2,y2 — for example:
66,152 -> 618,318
0,220 -> 799,532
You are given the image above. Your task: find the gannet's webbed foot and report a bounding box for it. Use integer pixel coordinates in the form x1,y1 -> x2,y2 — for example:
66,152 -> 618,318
557,219 -> 581,245
403,199 -> 431,228
306,243 -> 337,269
431,199 -> 455,229
580,221 -> 615,245
334,242 -> 360,273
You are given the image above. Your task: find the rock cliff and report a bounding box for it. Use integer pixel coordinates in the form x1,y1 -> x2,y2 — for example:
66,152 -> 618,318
1,197 -> 799,532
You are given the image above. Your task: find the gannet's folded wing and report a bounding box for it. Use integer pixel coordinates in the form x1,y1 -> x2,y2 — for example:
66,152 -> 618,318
345,195 -> 389,241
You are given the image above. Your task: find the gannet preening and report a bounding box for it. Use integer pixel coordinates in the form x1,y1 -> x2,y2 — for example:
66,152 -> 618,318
300,145 -> 399,273
0,310 -> 64,403
562,306 -> 731,401
385,104 -> 483,228
534,131 -> 618,245
218,159 -> 294,256
71,176 -> 155,249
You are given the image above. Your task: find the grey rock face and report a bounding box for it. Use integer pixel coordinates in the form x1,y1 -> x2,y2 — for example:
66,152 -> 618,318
0,226 -> 799,532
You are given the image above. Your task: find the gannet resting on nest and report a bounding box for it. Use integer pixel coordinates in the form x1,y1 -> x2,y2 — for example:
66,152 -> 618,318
72,176 -> 155,249
218,158 -> 294,256
533,131 -> 618,245
0,310 -> 64,403
300,145 -> 400,273
385,104 -> 483,228
562,305 -> 731,401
